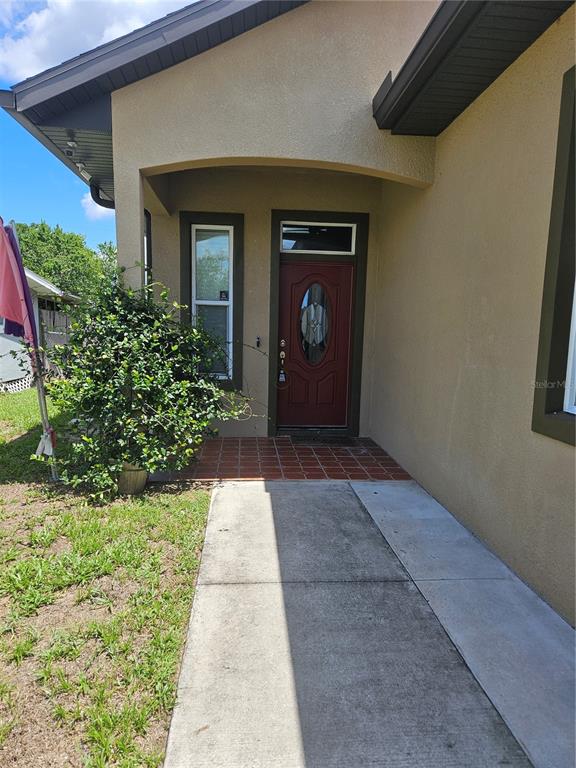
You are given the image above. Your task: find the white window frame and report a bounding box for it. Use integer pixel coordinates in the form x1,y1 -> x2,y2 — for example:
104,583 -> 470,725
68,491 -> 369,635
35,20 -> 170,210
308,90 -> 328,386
191,224 -> 234,380
280,220 -> 356,255
143,234 -> 150,286
563,281 -> 576,414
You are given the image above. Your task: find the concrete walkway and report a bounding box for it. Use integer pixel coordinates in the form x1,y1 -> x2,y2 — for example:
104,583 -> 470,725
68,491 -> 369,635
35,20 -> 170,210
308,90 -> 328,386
352,482 -> 575,768
164,480 -> 575,768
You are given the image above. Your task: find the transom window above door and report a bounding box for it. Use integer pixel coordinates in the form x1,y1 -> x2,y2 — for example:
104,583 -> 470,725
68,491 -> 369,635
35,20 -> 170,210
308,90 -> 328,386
281,221 -> 356,254
191,224 -> 233,379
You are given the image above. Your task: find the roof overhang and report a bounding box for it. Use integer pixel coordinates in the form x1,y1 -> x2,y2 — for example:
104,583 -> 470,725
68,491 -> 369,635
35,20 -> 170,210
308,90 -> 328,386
1,0 -> 307,205
24,268 -> 79,303
373,0 -> 574,136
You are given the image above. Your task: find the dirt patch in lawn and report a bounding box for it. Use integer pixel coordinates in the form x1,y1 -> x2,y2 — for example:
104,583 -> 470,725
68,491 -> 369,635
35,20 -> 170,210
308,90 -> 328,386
0,482 -> 210,767
0,420 -> 13,436
1,664 -> 78,768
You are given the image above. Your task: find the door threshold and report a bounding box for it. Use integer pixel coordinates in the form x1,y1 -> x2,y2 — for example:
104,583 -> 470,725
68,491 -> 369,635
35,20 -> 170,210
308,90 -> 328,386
275,428 -> 357,440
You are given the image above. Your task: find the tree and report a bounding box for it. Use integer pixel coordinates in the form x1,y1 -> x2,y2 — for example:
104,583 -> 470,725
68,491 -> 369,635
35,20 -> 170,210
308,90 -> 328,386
15,221 -> 117,301
94,240 -> 119,288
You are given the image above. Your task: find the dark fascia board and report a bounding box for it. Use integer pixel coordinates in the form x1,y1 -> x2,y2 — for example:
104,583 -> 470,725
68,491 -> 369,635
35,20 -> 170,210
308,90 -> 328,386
0,89 -> 15,108
373,0 -> 485,129
11,0 -> 304,112
373,0 -> 575,135
12,0 -> 243,109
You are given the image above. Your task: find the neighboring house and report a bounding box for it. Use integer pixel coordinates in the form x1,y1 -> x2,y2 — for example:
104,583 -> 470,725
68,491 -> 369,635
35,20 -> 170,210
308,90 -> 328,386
0,268 -> 77,388
2,1 -> 574,622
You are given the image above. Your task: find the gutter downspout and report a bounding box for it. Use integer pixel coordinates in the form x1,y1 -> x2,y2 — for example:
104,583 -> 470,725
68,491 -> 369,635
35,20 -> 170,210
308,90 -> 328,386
90,184 -> 115,210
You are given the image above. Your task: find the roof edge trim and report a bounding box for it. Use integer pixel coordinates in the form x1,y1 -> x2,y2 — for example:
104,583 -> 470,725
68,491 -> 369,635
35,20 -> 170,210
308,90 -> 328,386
11,0 -> 286,112
0,90 -> 15,108
372,0 -> 486,129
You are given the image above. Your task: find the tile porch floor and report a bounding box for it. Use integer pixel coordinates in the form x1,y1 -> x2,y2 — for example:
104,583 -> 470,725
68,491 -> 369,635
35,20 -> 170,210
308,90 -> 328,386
175,437 -> 412,482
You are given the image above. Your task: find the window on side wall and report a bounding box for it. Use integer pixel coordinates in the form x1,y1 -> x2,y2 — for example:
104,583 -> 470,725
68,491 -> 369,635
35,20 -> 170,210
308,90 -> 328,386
532,66 -> 575,445
143,209 -> 152,285
565,288 -> 576,416
180,213 -> 244,390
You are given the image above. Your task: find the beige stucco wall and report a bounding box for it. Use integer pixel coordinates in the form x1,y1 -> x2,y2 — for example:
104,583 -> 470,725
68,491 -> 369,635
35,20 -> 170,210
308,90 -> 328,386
110,0 -> 575,621
112,0 -> 437,279
367,8 -> 575,623
147,166 -> 382,437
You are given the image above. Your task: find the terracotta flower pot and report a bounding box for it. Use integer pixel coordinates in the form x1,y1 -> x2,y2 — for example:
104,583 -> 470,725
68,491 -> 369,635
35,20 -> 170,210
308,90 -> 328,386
117,462 -> 148,495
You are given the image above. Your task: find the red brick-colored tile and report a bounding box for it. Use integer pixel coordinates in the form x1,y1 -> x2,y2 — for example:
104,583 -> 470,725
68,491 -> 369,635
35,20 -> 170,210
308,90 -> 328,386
163,436 -> 410,483
368,470 -> 392,480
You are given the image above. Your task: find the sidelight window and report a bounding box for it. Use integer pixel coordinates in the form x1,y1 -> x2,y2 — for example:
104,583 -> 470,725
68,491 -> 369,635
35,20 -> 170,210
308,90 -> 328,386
191,224 -> 233,378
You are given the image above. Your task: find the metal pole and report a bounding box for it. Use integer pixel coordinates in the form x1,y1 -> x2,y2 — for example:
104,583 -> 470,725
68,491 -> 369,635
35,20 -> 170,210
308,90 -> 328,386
8,221 -> 58,481
32,348 -> 58,481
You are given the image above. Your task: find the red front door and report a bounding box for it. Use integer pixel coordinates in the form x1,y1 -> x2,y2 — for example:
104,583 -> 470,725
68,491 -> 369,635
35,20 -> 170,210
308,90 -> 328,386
277,260 -> 354,427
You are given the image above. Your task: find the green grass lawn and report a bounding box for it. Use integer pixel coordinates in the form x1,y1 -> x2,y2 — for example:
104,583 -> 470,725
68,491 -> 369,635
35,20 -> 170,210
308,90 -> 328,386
0,388 -> 65,484
0,389 -> 210,767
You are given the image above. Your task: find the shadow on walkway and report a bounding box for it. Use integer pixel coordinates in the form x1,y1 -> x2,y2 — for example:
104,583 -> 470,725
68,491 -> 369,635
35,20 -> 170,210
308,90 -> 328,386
165,480 -> 532,768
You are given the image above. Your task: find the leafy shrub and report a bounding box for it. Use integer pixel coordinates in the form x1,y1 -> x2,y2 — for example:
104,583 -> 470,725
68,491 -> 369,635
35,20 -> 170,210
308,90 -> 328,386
47,283 -> 243,499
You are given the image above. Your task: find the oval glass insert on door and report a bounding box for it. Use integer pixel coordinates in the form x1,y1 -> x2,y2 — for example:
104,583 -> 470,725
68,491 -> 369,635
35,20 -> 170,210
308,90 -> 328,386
300,283 -> 330,365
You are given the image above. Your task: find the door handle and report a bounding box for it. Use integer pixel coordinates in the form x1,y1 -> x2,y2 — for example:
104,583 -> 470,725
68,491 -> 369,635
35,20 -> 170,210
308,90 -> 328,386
278,340 -> 287,383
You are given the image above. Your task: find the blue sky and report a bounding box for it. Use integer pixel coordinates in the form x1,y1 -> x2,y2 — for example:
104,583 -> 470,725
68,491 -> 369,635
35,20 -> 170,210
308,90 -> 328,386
0,107 -> 117,250
0,1 -> 188,250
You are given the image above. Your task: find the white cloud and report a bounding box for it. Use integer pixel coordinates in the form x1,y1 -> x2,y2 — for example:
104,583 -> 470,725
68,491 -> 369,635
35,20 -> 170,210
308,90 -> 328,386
0,1 -> 35,27
81,191 -> 115,221
0,0 -> 190,84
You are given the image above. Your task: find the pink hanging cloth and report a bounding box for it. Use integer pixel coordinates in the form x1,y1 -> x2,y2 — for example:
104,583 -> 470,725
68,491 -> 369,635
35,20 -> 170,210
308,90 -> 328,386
0,216 -> 55,463
0,216 -> 36,347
